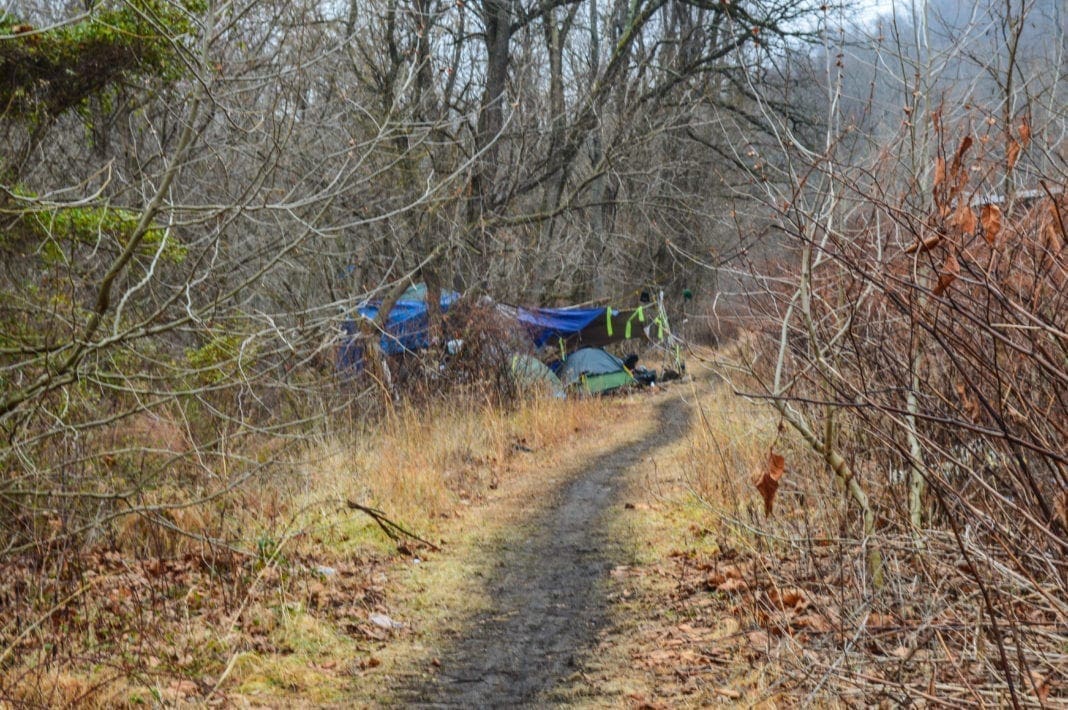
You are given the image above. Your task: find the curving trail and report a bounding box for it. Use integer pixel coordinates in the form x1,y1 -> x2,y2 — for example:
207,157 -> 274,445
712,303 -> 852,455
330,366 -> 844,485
394,395 -> 691,708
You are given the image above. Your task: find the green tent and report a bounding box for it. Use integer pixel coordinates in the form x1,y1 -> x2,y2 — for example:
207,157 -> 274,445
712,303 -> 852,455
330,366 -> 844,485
557,348 -> 635,395
510,354 -> 566,398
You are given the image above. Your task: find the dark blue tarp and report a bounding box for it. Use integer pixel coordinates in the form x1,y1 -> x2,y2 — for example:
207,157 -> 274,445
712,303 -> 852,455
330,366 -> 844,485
512,306 -> 607,347
338,289 -> 459,369
338,293 -> 662,372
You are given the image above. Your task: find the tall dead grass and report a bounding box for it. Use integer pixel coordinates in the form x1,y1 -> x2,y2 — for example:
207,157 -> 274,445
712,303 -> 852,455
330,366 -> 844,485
681,346 -> 832,525
297,392 -> 611,531
100,386 -> 611,564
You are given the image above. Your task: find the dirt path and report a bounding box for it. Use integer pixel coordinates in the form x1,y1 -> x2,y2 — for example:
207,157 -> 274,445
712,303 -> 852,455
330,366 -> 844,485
393,395 -> 691,708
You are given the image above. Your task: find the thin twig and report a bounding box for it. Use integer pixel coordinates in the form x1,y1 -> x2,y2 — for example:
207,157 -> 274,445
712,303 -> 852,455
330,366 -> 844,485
346,499 -> 441,551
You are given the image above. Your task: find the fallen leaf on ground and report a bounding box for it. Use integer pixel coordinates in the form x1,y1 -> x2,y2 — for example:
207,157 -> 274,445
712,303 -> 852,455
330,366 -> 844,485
792,613 -> 831,632
717,577 -> 748,593
767,587 -> 806,610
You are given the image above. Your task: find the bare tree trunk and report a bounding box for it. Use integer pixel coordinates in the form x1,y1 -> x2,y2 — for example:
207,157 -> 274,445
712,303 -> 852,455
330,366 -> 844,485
469,0 -> 513,223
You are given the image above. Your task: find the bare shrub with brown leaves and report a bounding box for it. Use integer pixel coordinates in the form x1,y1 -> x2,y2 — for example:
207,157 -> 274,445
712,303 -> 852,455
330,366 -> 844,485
699,114 -> 1067,705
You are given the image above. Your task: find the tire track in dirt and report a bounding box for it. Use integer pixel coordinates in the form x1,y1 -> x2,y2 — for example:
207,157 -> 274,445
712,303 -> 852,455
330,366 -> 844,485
394,394 -> 691,708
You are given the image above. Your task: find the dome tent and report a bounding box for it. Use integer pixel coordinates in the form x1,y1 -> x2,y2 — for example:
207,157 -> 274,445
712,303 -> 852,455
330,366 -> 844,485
557,347 -> 636,395
510,353 -> 566,398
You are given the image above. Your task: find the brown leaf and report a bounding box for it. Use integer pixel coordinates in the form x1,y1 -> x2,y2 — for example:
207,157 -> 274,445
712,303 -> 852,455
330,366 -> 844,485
163,680 -> 198,700
755,451 -> 785,516
1029,671 -> 1050,704
905,232 -> 942,254
869,613 -> 896,628
933,156 -> 946,194
747,630 -> 770,649
949,135 -> 973,188
955,380 -> 981,421
1047,202 -> 1066,253
722,564 -> 746,579
953,201 -> 977,235
933,252 -> 960,296
779,588 -> 806,609
1019,119 -> 1031,147
1007,139 -> 1021,169
981,204 -> 1003,246
1054,491 -> 1068,531
766,587 -> 807,611
629,695 -> 669,710
952,135 -> 974,169
1042,222 -> 1063,256
793,613 -> 831,632
717,577 -> 749,593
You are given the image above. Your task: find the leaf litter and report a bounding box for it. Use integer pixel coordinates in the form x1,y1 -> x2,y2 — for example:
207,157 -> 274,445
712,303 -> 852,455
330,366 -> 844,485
0,544 -> 408,704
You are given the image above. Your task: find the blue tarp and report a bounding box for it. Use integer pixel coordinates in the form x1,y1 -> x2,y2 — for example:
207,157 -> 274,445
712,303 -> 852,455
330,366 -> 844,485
338,288 -> 459,369
338,292 -> 661,372
512,306 -> 607,347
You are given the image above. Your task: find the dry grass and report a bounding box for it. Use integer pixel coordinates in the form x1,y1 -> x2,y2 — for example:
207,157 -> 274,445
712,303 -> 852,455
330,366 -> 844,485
683,373 -> 782,513
227,604 -> 360,703
1,669 -> 140,709
1,389 -> 621,706
675,346 -> 837,547
288,393 -> 613,543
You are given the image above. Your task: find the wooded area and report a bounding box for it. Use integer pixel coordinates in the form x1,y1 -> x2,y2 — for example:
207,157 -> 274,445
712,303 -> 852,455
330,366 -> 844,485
1,0 -> 1065,704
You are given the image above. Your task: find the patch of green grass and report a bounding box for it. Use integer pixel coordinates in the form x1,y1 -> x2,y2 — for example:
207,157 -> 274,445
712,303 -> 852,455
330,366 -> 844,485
229,606 -> 360,702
